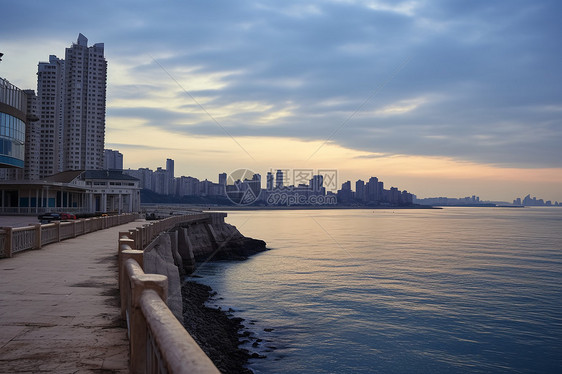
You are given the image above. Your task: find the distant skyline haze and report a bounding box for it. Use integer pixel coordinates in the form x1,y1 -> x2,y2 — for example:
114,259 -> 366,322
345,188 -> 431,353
1,0 -> 561,201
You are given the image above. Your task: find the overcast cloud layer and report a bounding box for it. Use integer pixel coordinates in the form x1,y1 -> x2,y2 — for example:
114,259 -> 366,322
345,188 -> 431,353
2,0 -> 561,169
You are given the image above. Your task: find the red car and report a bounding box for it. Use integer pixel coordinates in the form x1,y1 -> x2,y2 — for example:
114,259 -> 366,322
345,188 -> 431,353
60,213 -> 77,220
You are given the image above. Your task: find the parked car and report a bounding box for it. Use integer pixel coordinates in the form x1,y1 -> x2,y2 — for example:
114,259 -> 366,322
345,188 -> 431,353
38,212 -> 76,222
38,213 -> 61,223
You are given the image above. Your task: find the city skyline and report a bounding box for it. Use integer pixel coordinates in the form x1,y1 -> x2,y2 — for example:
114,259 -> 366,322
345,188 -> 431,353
124,158 -> 558,206
1,1 -> 561,201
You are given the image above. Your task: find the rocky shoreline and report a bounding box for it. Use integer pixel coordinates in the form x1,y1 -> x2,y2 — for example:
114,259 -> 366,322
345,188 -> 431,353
181,280 -> 263,374
159,213 -> 269,373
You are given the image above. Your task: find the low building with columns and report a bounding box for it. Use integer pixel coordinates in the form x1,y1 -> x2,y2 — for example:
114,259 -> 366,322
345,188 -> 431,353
0,170 -> 140,215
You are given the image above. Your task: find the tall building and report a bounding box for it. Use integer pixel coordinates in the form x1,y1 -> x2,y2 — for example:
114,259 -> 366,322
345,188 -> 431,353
37,55 -> 65,177
218,172 -> 227,186
310,175 -> 324,194
266,171 -> 274,190
355,179 -> 365,201
338,180 -> 353,203
124,167 -> 153,190
64,34 -> 106,171
0,87 -> 40,182
177,176 -> 200,196
166,158 -> 174,194
166,158 -> 174,178
218,172 -> 227,196
275,169 -> 284,189
104,149 -> 123,169
0,77 -> 27,170
153,167 -> 168,195
366,177 -> 379,202
0,77 -> 40,182
377,180 -> 384,200
23,90 -> 40,180
37,34 -> 107,177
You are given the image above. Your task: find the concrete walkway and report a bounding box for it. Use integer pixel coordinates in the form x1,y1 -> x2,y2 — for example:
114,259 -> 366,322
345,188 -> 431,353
0,219 -> 146,373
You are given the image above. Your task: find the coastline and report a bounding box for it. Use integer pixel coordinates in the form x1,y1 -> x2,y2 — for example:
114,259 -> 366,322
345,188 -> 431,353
138,212 -> 269,373
181,280 -> 263,374
141,203 -> 441,212
209,205 -> 440,211
169,216 -> 268,373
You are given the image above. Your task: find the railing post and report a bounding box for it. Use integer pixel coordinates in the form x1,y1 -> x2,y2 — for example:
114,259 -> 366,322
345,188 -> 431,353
55,221 -> 61,242
118,238 -> 137,298
141,226 -> 146,248
127,265 -> 167,374
73,220 -> 77,238
4,227 -> 13,258
34,224 -> 42,249
135,228 -> 141,249
119,231 -> 133,240
120,248 -> 144,319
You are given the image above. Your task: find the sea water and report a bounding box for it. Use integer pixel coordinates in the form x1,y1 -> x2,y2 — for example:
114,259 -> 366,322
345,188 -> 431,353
192,207 -> 562,373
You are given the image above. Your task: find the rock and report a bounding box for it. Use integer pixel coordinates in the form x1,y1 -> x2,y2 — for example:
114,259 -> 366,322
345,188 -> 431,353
181,281 -> 253,374
174,215 -> 269,373
174,221 -> 268,272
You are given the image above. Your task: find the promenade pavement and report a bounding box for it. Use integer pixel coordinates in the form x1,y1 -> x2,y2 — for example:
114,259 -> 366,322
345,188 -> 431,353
0,218 -> 146,373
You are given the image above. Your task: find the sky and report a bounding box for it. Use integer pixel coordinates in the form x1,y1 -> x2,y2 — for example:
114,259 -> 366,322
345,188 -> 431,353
1,0 -> 561,202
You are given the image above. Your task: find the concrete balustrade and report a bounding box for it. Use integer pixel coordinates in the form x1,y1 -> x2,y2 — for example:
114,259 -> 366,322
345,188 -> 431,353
141,290 -> 219,374
0,213 -> 140,258
120,248 -> 144,319
124,257 -> 168,373
117,213 -> 221,374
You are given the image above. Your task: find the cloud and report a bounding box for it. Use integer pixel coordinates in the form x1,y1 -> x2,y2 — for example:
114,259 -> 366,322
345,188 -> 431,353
1,0 -> 561,173
104,143 -> 182,151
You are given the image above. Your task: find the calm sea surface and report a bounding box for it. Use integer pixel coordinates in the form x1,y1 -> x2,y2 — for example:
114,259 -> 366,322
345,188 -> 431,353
192,207 -> 562,373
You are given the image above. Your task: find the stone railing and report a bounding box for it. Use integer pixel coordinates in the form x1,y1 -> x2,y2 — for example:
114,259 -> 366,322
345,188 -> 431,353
0,207 -> 88,215
0,213 -> 140,258
118,218 -> 221,374
127,212 -> 226,250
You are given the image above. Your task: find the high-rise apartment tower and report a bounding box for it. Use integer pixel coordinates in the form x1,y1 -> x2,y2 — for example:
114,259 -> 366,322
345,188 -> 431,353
37,34 -> 107,178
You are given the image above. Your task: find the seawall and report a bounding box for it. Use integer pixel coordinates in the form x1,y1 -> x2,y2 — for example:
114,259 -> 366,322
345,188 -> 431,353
143,213 -> 266,319
140,212 -> 267,373
145,212 -> 266,275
